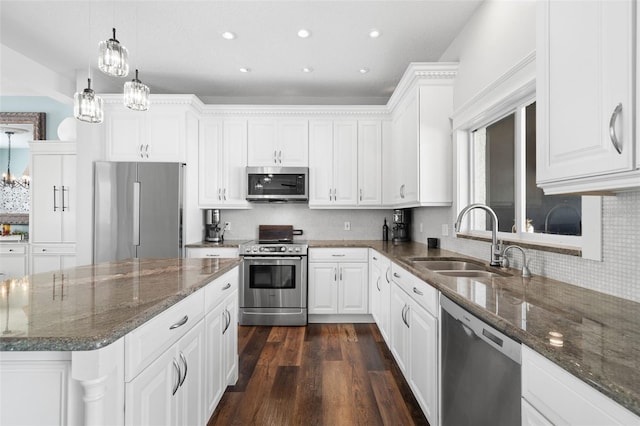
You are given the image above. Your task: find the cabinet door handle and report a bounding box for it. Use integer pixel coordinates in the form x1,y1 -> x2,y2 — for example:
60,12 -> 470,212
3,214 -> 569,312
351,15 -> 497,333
609,103 -> 623,154
412,286 -> 423,296
393,272 -> 401,279
359,189 -> 363,201
278,150 -> 282,163
139,145 -> 144,158
8,249 -> 14,252
53,186 -> 59,211
61,186 -> 68,212
223,309 -> 231,334
172,359 -> 181,395
386,268 -> 391,283
41,248 -> 47,252
178,352 -> 188,387
217,188 -> 222,201
376,276 -> 381,292
334,268 -> 337,282
133,181 -> 141,246
145,144 -> 150,158
274,150 -> 277,164
373,256 -> 378,261
340,267 -> 343,281
169,315 -> 189,330
223,188 -> 227,200
222,283 -> 231,290
400,184 -> 405,199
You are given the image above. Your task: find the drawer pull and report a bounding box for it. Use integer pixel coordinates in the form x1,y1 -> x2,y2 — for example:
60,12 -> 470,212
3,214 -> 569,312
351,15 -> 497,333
178,352 -> 188,387
372,256 -> 378,260
412,287 -> 424,296
206,254 -> 220,257
9,249 -> 14,252
332,254 -> 346,257
393,272 -> 401,278
222,283 -> 231,291
169,315 -> 189,330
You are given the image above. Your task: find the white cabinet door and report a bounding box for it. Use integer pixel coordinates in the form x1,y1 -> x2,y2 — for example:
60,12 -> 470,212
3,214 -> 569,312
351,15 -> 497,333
126,346 -> 177,426
0,245 -> 28,279
204,303 -> 225,419
537,0 -> 635,189
522,399 -> 553,426
338,262 -> 368,314
358,120 -> 382,206
222,120 -> 248,207
333,121 -> 358,206
31,153 -> 75,244
247,120 -> 277,166
198,118 -> 223,205
409,303 -> 438,425
106,108 -> 145,160
175,321 -> 204,426
370,258 -> 382,324
308,262 -> 338,314
390,283 -> 410,375
377,262 -> 392,344
145,106 -> 185,162
308,120 -> 334,205
278,120 -> 309,166
222,290 -> 238,386
391,95 -> 418,206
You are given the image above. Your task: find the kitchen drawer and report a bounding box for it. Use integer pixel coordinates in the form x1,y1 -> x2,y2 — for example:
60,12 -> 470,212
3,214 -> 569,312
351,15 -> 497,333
0,245 -> 27,255
369,249 -> 390,270
391,263 -> 437,316
309,247 -> 368,262
125,288 -> 205,382
205,267 -> 239,312
30,244 -> 76,255
186,247 -> 239,258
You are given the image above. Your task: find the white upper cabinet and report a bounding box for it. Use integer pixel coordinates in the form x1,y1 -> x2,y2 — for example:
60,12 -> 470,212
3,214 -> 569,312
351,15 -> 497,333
198,117 -> 249,208
358,121 -> 383,206
104,96 -> 197,163
387,64 -> 456,207
309,120 -> 358,207
536,0 -> 638,194
247,119 -> 308,166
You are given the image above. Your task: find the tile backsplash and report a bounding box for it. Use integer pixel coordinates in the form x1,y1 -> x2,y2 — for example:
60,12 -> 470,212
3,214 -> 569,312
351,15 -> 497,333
414,191 -> 640,303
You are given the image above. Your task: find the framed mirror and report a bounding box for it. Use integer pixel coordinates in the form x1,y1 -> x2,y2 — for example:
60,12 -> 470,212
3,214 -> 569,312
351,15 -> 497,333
0,112 -> 46,238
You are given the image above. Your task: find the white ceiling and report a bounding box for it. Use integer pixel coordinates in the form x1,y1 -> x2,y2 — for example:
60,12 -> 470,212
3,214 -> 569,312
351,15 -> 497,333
0,0 -> 482,105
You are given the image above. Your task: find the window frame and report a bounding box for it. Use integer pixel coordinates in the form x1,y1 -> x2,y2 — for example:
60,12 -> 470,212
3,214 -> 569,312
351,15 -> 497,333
453,84 -> 602,260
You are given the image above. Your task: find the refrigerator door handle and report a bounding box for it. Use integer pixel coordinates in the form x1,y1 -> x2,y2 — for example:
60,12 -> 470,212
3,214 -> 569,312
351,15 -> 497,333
133,181 -> 141,246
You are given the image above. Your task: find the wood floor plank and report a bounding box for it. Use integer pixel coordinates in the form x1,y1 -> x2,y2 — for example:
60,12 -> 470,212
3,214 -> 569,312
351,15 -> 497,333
210,324 -> 430,426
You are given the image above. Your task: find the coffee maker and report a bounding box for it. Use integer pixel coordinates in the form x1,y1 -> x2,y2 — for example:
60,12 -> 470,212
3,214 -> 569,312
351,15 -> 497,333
392,209 -> 411,242
204,209 -> 225,243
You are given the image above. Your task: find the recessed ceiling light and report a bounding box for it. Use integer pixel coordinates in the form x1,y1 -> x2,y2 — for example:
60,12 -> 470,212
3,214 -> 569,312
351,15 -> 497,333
239,67 -> 251,73
369,29 -> 381,38
359,68 -> 370,74
302,67 -> 313,73
297,29 -> 311,38
221,31 -> 236,40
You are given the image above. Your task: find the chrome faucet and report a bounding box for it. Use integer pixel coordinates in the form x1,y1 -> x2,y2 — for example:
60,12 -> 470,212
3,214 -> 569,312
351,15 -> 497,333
501,245 -> 531,278
454,203 -> 502,266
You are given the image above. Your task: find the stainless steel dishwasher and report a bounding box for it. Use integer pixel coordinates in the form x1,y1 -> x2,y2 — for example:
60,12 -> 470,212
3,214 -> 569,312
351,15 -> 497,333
440,295 -> 521,426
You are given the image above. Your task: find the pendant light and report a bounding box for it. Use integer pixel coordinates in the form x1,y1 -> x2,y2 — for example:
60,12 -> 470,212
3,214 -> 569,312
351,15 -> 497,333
124,69 -> 150,111
74,77 -> 104,123
98,28 -> 129,77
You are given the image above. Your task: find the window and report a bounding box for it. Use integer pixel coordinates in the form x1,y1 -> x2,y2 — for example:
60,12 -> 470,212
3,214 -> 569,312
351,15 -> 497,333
465,101 -> 583,242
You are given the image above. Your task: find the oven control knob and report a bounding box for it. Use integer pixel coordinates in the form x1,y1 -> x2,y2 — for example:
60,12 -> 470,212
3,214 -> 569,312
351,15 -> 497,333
295,247 -> 300,252
252,246 -> 258,252
288,247 -> 293,252
280,246 -> 286,252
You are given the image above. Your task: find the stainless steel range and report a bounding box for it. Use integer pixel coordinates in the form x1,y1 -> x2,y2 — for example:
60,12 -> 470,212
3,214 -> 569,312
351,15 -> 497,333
238,226 -> 308,326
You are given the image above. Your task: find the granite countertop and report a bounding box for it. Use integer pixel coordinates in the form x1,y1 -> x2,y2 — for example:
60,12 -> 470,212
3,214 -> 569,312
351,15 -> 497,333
307,240 -> 640,417
0,257 -> 241,352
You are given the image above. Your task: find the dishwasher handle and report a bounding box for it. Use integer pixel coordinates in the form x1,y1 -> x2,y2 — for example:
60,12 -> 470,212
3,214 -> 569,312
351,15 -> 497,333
440,295 -> 521,364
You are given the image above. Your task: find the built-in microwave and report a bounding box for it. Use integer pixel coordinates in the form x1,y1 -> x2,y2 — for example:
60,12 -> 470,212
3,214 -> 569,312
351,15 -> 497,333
246,167 -> 308,202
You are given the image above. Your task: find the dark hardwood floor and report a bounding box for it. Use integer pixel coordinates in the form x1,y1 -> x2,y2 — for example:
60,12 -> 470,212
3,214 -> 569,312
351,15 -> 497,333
207,323 -> 429,426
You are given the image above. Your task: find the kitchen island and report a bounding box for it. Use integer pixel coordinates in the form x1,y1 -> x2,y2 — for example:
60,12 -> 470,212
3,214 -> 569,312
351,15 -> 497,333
0,257 -> 241,425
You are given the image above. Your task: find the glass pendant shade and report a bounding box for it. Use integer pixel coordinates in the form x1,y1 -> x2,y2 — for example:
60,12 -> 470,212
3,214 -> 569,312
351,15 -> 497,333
74,78 -> 104,123
98,28 -> 129,77
124,69 -> 150,111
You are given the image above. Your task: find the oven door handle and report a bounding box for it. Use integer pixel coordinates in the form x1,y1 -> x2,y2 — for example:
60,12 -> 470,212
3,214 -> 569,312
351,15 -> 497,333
242,256 -> 303,261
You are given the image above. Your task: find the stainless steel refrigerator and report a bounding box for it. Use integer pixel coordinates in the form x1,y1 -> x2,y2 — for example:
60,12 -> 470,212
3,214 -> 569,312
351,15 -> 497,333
94,162 -> 184,263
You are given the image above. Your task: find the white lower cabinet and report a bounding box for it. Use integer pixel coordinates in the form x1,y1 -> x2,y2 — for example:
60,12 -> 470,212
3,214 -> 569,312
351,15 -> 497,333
389,263 -> 439,426
186,247 -> 239,259
0,243 -> 28,280
126,320 -> 204,426
522,345 -> 640,425
30,244 -> 76,274
369,250 -> 391,343
308,248 -> 368,315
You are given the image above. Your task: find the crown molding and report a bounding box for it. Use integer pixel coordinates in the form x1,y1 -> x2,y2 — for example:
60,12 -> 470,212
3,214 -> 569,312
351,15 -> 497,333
200,104 -> 389,118
386,62 -> 458,113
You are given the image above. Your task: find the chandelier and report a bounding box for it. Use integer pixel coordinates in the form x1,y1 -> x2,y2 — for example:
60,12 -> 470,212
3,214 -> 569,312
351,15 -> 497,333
1,127 -> 30,189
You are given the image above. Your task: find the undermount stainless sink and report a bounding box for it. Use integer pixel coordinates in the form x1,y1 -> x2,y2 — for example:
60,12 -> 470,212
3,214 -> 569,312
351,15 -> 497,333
408,257 -> 512,278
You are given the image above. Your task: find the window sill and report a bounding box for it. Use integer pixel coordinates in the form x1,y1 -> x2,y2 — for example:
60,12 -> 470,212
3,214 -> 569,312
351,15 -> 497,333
456,233 -> 581,257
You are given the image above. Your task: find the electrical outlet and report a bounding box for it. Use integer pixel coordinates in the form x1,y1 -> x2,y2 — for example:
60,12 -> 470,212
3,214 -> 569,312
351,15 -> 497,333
225,222 -> 231,231
442,224 -> 448,236
344,221 -> 351,231
419,223 -> 423,233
